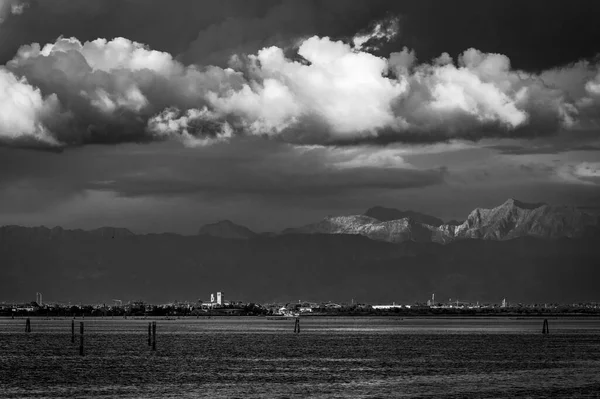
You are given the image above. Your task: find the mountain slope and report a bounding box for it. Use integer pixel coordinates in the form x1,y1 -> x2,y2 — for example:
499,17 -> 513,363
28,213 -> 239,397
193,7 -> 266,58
451,199 -> 599,240
364,206 -> 444,226
285,199 -> 600,244
198,220 -> 257,239
282,215 -> 432,243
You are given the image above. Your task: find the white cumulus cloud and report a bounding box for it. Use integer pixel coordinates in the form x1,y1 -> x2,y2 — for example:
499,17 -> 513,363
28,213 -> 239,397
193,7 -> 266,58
1,21 -> 600,150
147,107 -> 233,147
0,68 -> 63,146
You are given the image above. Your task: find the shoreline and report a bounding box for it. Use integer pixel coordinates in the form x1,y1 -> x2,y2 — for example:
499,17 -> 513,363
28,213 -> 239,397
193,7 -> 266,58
3,313 -> 600,320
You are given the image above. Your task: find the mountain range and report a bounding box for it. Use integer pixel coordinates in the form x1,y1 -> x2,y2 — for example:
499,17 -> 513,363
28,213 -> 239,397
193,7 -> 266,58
1,199 -> 598,303
206,199 -> 600,244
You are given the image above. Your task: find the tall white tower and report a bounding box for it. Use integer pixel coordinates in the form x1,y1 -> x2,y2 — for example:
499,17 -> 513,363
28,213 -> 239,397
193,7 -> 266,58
36,292 -> 42,306
210,293 -> 215,303
217,292 -> 224,305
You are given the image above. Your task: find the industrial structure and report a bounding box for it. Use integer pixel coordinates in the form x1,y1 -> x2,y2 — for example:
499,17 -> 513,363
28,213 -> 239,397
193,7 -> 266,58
35,292 -> 42,307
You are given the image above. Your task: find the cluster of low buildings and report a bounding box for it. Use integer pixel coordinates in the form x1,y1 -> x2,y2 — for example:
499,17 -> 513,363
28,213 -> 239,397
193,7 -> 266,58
2,291 -> 600,316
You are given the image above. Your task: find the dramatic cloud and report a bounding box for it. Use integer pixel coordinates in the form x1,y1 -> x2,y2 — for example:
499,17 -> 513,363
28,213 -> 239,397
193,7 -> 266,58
2,23 -> 600,150
147,107 -> 233,147
0,68 -> 62,146
216,36 -> 407,139
5,36 -> 244,147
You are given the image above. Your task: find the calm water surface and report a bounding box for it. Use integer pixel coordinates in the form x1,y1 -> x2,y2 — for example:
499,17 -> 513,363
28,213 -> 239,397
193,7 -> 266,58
1,317 -> 600,398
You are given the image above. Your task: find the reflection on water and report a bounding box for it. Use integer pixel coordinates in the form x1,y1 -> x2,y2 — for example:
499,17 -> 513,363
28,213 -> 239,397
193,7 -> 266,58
1,317 -> 600,398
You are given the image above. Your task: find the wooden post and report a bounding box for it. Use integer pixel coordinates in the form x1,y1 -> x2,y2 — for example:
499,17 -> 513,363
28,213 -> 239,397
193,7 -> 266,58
152,321 -> 156,351
542,319 -> 549,334
79,322 -> 84,356
71,319 -> 75,343
294,318 -> 300,334
25,318 -> 31,333
148,322 -> 152,346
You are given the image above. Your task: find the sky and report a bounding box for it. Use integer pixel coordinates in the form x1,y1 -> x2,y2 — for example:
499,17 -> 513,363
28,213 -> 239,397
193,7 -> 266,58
1,0 -> 600,234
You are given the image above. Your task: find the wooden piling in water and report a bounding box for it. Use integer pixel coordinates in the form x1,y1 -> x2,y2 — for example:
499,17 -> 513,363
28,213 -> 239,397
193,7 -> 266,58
25,318 -> 31,333
542,319 -> 549,334
79,322 -> 84,356
152,321 -> 156,351
71,319 -> 75,343
294,318 -> 300,334
148,322 -> 152,346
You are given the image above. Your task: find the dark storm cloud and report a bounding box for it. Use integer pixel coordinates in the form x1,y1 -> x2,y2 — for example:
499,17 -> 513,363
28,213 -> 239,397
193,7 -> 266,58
0,140 -> 446,213
85,141 -> 447,200
491,144 -> 600,156
487,131 -> 600,155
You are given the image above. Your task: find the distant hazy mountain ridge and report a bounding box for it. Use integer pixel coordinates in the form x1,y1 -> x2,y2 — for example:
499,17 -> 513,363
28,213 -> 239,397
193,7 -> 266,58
198,220 -> 257,239
0,225 -> 134,239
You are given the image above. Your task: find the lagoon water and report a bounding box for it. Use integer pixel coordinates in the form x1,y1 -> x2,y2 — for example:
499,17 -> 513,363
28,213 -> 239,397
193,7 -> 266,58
1,317 -> 600,398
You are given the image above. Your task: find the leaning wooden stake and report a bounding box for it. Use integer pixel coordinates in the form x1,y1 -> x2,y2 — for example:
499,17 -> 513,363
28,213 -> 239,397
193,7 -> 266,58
542,319 -> 549,334
293,318 -> 300,334
25,318 -> 31,333
152,321 -> 156,351
79,322 -> 84,356
71,319 -> 75,343
148,322 -> 152,346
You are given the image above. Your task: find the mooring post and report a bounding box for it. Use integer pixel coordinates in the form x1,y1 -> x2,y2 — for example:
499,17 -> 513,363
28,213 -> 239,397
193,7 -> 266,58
148,322 -> 152,346
79,322 -> 84,356
294,318 -> 300,334
71,319 -> 75,343
25,318 -> 31,333
152,321 -> 156,351
542,319 -> 549,334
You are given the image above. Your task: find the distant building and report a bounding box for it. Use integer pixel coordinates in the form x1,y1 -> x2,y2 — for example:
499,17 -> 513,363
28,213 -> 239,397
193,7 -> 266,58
210,293 -> 215,303
427,293 -> 435,307
217,292 -> 224,306
501,298 -> 507,308
35,292 -> 42,307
